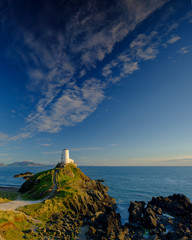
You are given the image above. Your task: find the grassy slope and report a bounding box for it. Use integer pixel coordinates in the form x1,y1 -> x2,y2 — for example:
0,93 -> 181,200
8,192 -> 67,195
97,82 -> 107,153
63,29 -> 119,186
0,164 -> 91,239
21,169 -> 55,200
19,164 -> 89,221
0,210 -> 44,240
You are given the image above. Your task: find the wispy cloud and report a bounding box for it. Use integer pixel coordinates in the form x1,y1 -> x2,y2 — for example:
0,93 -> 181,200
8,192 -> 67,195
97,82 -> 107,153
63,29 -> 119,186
41,143 -> 52,147
157,155 -> 192,166
26,78 -> 105,133
0,132 -> 9,141
167,35 -> 181,44
178,46 -> 192,54
41,151 -> 60,155
71,147 -> 102,152
102,31 -> 160,83
1,0 -> 182,141
13,0 -> 169,137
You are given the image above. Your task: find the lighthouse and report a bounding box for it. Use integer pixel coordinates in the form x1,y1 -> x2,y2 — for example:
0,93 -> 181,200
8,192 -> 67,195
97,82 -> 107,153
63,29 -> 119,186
61,149 -> 74,164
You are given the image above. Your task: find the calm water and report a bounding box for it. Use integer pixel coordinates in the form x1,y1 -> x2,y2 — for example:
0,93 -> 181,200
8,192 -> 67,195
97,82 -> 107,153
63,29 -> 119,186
0,166 -> 192,224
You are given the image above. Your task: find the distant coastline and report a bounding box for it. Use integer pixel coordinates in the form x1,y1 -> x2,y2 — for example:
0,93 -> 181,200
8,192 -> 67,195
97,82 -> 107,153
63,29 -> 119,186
0,161 -> 52,167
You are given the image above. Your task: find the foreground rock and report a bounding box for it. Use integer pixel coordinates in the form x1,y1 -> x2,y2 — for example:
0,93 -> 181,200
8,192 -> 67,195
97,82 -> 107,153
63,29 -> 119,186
127,194 -> 192,240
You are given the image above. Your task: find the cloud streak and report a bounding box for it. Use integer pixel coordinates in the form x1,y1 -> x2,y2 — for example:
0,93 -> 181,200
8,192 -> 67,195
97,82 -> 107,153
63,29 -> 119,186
167,35 -> 181,44
1,0 -> 182,140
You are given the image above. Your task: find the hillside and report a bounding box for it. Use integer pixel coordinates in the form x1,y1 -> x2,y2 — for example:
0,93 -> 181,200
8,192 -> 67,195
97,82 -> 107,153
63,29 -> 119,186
7,161 -> 47,167
15,164 -> 118,239
0,161 -> 49,167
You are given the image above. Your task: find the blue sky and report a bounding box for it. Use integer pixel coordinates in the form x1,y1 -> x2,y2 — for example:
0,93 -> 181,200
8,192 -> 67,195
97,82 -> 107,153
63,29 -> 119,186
0,0 -> 192,166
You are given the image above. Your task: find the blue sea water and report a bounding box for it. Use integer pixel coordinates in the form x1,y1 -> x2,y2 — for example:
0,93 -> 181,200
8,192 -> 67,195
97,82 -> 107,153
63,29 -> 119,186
0,166 -> 192,224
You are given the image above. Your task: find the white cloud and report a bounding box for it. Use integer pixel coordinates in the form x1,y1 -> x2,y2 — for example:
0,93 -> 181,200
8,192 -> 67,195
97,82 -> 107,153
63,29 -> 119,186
9,132 -> 33,141
167,23 -> 179,32
157,155 -> 192,166
20,1 -> 168,135
26,78 -> 105,133
178,46 -> 191,54
167,35 -> 181,44
102,31 -> 159,83
0,132 -> 9,141
71,147 -> 102,151
183,11 -> 192,23
130,32 -> 159,60
70,0 -> 169,67
41,143 -> 52,147
41,151 -> 60,155
0,0 -> 173,140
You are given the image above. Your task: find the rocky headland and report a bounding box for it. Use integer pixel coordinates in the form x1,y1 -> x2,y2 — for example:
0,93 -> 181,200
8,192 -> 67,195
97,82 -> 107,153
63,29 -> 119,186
14,172 -> 34,180
0,164 -> 192,239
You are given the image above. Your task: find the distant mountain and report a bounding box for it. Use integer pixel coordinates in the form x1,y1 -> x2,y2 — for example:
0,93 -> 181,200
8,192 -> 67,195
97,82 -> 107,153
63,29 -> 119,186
0,163 -> 5,167
7,161 -> 47,167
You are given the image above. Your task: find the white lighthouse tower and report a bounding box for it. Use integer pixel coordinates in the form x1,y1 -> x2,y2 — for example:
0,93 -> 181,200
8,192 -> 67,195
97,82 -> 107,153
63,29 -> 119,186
61,149 -> 74,164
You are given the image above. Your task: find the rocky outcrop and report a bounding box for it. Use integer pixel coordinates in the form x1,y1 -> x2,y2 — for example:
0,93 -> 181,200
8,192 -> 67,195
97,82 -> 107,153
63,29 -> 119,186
17,166 -> 192,240
14,172 -> 33,179
125,194 -> 192,240
18,165 -> 119,239
86,194 -> 192,239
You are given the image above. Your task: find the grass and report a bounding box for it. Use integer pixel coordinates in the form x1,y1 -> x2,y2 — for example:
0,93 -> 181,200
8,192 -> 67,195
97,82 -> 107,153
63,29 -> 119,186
0,165 -> 92,239
21,169 -> 55,200
18,198 -> 69,221
0,210 -> 36,240
0,165 -> 90,239
0,191 -> 19,202
19,165 -> 84,221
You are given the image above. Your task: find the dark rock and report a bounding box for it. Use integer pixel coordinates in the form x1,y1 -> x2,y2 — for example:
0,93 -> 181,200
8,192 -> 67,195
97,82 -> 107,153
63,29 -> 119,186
96,179 -> 105,183
144,214 -> 157,229
128,201 -> 145,224
19,177 -> 40,194
14,172 -> 33,178
149,194 -> 192,219
23,176 -> 31,180
89,226 -> 96,237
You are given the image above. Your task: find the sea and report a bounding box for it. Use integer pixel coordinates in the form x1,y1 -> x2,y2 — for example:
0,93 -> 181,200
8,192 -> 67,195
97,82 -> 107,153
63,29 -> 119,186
0,166 -> 192,224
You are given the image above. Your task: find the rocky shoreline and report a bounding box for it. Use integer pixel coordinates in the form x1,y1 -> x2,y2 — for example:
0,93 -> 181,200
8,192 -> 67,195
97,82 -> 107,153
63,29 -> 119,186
78,193 -> 192,240
1,165 -> 192,240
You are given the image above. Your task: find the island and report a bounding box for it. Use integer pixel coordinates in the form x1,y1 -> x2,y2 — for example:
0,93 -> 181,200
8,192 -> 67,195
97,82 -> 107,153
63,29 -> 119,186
0,164 -> 192,239
7,161 -> 48,167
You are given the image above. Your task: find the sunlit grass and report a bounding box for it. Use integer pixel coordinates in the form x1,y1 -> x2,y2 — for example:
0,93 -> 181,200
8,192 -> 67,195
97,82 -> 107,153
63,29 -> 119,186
0,210 -> 34,240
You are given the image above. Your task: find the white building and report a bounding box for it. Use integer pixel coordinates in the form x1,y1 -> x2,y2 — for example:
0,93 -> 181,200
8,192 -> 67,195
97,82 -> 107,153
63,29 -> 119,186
61,149 -> 74,164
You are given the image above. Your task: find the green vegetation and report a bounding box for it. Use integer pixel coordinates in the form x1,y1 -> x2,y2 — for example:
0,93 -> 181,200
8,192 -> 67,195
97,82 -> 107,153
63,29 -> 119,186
0,191 -> 19,202
0,164 -> 95,239
0,210 -> 38,240
20,169 -> 55,200
19,198 -> 66,221
143,228 -> 150,236
19,164 -> 88,221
